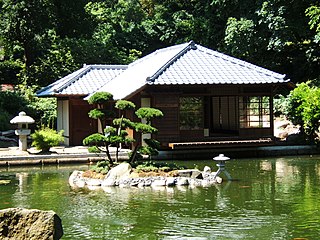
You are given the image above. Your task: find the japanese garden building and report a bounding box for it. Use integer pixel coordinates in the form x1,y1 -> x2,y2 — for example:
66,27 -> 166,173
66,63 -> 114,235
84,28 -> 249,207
37,41 -> 291,149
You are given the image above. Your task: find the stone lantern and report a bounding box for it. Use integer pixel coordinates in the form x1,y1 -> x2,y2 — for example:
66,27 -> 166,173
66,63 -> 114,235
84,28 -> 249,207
10,111 -> 35,151
212,154 -> 232,180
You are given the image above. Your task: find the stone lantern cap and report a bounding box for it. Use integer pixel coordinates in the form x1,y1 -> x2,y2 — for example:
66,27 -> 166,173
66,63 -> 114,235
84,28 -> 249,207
213,154 -> 230,161
10,111 -> 35,125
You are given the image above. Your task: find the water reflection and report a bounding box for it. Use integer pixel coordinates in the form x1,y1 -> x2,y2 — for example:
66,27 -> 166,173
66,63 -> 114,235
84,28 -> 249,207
0,157 -> 320,239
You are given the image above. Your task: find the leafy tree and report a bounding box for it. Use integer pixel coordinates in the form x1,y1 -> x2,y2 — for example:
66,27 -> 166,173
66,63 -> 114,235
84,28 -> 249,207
287,82 -> 320,143
0,0 -> 57,67
83,92 -> 163,164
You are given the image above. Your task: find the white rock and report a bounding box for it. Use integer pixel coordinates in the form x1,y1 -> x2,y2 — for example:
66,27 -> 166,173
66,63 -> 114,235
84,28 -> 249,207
176,177 -> 189,186
105,162 -> 132,180
74,179 -> 86,188
86,178 -> 102,186
203,166 -> 211,173
151,179 -> 166,187
68,170 -> 84,187
101,178 -> 116,187
215,176 -> 223,184
166,177 -> 176,186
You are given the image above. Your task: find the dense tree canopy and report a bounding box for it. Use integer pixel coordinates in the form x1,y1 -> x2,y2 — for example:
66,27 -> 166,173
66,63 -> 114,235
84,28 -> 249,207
0,0 -> 319,87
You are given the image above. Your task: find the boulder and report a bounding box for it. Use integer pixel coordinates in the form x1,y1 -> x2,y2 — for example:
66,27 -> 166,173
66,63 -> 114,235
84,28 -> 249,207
166,177 -> 176,186
85,178 -> 102,186
176,177 -> 189,186
151,179 -> 166,187
176,169 -> 202,179
101,178 -> 116,187
69,171 -> 85,188
0,208 -> 63,240
105,162 -> 132,181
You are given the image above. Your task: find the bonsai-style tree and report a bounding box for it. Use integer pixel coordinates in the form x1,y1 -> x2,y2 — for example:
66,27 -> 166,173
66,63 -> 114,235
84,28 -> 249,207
87,92 -> 114,133
83,92 -> 163,164
135,107 -> 164,159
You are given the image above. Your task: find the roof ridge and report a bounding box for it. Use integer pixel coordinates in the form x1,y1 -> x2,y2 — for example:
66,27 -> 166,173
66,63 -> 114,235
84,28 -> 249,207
146,41 -> 197,82
52,65 -> 92,93
197,45 -> 286,79
87,64 -> 128,69
52,64 -> 128,93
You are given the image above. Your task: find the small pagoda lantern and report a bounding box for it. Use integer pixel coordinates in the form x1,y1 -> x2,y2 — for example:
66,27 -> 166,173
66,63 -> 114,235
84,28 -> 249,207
212,153 -> 232,180
10,111 -> 35,151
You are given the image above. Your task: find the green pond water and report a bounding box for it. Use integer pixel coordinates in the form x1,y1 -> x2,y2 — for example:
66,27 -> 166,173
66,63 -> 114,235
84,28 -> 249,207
1,155 -> 320,240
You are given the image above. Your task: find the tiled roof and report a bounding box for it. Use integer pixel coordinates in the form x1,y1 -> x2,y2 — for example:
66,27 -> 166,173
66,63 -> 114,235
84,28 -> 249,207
92,41 -> 289,99
36,65 -> 127,97
151,43 -> 287,85
38,41 -> 289,99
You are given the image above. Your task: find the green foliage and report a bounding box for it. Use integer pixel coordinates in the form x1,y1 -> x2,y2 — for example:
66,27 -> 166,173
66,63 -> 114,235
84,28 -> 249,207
134,122 -> 157,134
115,100 -> 135,111
90,160 -> 112,174
0,111 -> 11,131
224,17 -> 255,58
21,33 -> 78,86
306,5 -> 320,42
85,92 -> 163,163
0,60 -> 23,85
273,94 -> 289,117
31,127 -> 64,152
16,84 -> 57,128
133,161 -> 185,173
0,91 -> 29,116
113,118 -> 135,129
104,126 -> 117,136
287,82 -> 320,142
87,92 -> 113,105
138,139 -> 160,159
135,107 -> 163,124
88,109 -> 105,119
88,146 -> 101,153
0,0 -> 318,91
83,133 -> 107,146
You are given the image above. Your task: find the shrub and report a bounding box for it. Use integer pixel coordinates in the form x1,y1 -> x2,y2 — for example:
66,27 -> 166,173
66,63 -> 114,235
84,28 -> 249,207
88,146 -> 101,153
0,110 -> 11,131
31,127 -> 64,152
133,161 -> 185,173
90,160 -> 112,174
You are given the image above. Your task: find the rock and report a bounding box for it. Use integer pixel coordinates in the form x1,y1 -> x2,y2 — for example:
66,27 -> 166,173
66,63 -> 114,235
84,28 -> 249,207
151,179 -> 166,187
176,177 -> 189,186
105,162 -> 132,181
203,166 -> 211,173
85,178 -> 102,186
189,178 -> 202,187
101,178 -> 116,187
176,169 -> 202,179
144,178 -> 152,186
0,208 -> 63,240
118,178 -> 131,188
215,176 -> 223,184
130,178 -> 140,187
69,171 -> 85,188
166,177 -> 176,186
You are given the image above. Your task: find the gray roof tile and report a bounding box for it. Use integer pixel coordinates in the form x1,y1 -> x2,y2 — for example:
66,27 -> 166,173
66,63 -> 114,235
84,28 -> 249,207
37,65 -> 127,97
38,41 -> 289,99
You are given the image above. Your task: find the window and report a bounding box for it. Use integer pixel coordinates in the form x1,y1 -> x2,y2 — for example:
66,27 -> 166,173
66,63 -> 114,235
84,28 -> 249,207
179,97 -> 203,130
239,96 -> 270,128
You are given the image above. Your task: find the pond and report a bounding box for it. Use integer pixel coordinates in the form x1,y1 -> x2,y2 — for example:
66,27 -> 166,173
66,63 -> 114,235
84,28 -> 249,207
1,155 -> 320,240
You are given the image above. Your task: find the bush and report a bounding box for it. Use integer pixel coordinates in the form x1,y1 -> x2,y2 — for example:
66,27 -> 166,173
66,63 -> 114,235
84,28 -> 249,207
0,110 -> 11,131
133,161 -> 185,173
88,146 -> 101,153
90,160 -> 112,174
31,127 -> 64,152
